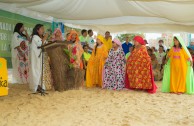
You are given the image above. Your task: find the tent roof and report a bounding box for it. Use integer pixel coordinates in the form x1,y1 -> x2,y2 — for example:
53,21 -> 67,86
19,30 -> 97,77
1,0 -> 194,33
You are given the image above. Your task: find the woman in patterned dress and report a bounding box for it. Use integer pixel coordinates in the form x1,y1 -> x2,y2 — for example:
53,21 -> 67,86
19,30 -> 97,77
11,23 -> 31,84
126,36 -> 157,93
103,38 -> 126,90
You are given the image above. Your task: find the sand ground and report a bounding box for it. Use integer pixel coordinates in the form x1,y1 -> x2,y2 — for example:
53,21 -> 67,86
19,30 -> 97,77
1,82 -> 194,126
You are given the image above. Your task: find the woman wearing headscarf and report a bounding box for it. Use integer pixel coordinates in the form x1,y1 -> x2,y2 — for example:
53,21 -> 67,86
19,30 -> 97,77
50,28 -> 64,42
66,30 -> 84,69
103,38 -> 126,90
162,36 -> 194,94
86,34 -> 108,88
126,36 -> 157,93
11,23 -> 31,84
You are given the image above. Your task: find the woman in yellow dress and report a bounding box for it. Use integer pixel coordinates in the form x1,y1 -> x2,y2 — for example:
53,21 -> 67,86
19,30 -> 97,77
86,34 -> 108,88
162,36 -> 194,94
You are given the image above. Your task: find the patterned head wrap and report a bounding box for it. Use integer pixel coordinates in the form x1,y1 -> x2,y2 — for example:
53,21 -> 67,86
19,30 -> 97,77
52,28 -> 63,41
113,38 -> 122,46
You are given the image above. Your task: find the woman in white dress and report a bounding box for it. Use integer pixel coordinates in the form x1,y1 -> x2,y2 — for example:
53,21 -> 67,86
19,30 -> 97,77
11,23 -> 31,84
29,24 -> 53,92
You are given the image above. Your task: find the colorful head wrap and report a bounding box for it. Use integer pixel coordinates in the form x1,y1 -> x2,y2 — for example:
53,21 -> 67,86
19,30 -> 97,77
133,36 -> 145,45
52,28 -> 63,41
67,30 -> 79,42
113,38 -> 122,46
96,34 -> 104,44
172,36 -> 192,61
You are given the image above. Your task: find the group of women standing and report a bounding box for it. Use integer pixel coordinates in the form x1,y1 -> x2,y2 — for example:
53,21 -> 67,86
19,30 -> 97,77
11,22 -> 194,95
12,23 -> 84,92
85,34 -> 194,94
12,23 -> 60,92
86,35 -> 157,93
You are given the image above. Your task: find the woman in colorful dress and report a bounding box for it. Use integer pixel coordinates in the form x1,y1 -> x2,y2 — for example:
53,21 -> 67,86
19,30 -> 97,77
126,36 -> 157,93
66,30 -> 84,69
162,36 -> 194,94
50,28 -> 64,42
103,38 -> 126,90
29,24 -> 53,92
11,23 -> 31,84
86,34 -> 108,88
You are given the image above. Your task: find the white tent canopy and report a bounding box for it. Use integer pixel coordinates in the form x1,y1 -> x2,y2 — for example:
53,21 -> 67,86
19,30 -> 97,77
1,0 -> 194,33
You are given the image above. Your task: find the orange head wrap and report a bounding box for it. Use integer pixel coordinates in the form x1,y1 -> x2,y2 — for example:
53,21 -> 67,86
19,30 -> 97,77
67,30 -> 79,42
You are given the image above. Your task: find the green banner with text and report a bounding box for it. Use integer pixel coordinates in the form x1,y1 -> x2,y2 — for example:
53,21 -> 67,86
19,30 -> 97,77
0,9 -> 51,68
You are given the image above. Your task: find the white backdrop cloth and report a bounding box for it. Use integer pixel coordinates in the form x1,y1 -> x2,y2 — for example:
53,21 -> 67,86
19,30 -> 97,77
1,0 -> 194,33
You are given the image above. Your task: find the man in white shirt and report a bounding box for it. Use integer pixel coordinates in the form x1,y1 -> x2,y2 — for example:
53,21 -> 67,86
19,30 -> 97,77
156,40 -> 167,51
155,45 -> 166,67
87,29 -> 95,53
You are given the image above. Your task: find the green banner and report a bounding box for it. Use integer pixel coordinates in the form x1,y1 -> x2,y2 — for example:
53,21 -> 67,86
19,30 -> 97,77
0,9 -> 51,68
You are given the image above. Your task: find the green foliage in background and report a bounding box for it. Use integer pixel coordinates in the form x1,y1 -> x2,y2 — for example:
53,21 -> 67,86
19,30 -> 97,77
116,33 -> 145,42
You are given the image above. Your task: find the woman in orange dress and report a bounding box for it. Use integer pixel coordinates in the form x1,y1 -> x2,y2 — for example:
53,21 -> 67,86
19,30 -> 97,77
66,30 -> 84,69
86,34 -> 108,88
126,36 -> 157,93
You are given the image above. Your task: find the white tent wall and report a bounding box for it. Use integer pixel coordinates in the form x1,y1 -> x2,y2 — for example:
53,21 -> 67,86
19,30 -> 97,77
0,0 -> 194,33
64,23 -> 194,34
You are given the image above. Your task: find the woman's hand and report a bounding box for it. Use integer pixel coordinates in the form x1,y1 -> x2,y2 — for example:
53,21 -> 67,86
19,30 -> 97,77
24,29 -> 28,35
24,29 -> 31,42
44,33 -> 49,39
42,33 -> 49,44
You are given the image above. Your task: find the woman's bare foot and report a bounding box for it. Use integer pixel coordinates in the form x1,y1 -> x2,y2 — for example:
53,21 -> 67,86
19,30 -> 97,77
177,92 -> 183,95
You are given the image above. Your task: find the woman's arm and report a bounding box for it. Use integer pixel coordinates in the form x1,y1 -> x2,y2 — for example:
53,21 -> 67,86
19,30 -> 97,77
182,49 -> 193,66
24,30 -> 31,42
102,46 -> 109,60
42,33 -> 49,44
164,56 -> 169,65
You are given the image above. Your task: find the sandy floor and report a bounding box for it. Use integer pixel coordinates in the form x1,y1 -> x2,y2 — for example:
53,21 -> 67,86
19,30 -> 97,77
1,82 -> 194,126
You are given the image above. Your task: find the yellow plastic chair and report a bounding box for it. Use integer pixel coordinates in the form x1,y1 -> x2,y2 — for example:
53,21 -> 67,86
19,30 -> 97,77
0,58 -> 8,96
